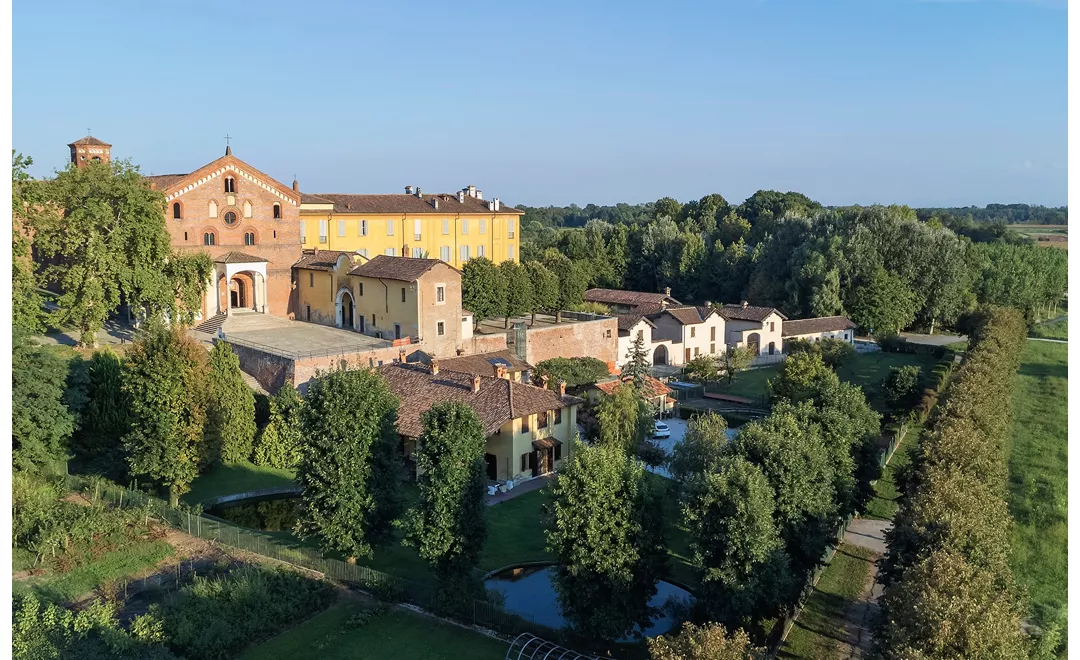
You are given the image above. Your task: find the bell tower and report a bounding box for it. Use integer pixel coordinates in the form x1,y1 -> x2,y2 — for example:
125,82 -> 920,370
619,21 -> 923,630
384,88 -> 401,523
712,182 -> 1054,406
68,135 -> 112,168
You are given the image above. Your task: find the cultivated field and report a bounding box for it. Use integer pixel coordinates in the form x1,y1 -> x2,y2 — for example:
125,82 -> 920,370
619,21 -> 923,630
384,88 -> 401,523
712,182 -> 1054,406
1012,224 -> 1069,249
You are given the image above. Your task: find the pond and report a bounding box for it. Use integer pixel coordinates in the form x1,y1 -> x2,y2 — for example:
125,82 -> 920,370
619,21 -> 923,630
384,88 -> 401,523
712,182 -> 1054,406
484,564 -> 694,640
207,497 -> 300,532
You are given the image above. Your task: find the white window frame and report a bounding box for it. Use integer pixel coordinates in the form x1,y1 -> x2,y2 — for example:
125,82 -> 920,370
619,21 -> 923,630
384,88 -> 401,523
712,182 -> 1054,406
477,244 -> 485,258
509,219 -> 515,238
337,219 -> 346,237
385,247 -> 396,256
461,219 -> 469,235
437,320 -> 445,336
357,248 -> 368,258
387,220 -> 395,236
412,247 -> 423,258
508,243 -> 514,260
318,219 -> 327,244
479,218 -> 487,234
414,218 -> 422,241
360,219 -> 368,236
435,284 -> 446,304
440,246 -> 450,262
300,220 -> 307,242
442,219 -> 450,235
460,245 -> 469,262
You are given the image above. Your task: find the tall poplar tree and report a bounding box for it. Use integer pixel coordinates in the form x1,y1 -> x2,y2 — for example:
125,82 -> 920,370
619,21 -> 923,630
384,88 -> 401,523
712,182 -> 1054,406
295,368 -> 403,559
205,342 -> 257,464
524,260 -> 559,324
498,260 -> 533,328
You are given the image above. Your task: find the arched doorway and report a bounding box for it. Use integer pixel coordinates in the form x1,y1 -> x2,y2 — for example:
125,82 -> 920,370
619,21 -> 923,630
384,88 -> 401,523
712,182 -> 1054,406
653,344 -> 668,366
747,332 -> 761,355
336,288 -> 355,330
229,273 -> 254,310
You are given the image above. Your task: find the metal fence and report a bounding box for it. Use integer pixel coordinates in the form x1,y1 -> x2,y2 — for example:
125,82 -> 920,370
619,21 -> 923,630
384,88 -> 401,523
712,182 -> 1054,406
63,475 -> 567,645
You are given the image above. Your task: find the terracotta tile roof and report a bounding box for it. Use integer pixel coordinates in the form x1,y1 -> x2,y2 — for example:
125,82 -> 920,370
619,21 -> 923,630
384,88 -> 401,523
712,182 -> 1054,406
720,303 -> 788,322
293,249 -> 352,272
300,192 -> 523,215
348,255 -> 456,281
144,174 -> 189,190
377,362 -> 582,438
782,316 -> 856,337
584,288 -> 681,308
662,305 -> 718,325
616,314 -> 656,332
437,350 -> 532,378
214,251 -> 268,264
68,135 -> 110,146
594,375 -> 672,400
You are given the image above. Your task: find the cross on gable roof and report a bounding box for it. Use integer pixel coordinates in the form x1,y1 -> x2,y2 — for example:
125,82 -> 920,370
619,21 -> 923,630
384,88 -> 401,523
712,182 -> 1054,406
143,152 -> 300,206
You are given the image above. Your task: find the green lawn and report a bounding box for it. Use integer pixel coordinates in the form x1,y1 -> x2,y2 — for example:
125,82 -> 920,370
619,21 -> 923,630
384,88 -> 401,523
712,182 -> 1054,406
13,540 -> 174,604
1008,341 -> 1068,644
835,351 -> 936,404
778,544 -> 877,660
184,461 -> 297,505
238,601 -> 507,660
1031,317 -> 1068,341
706,364 -> 781,401
863,424 -> 923,521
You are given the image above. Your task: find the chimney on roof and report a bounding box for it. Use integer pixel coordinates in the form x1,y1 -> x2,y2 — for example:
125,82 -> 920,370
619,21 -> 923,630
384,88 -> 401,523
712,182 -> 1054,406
475,189 -> 483,200
399,348 -> 406,363
487,199 -> 495,211
742,301 -> 748,308
405,185 -> 413,195
494,364 -> 508,380
457,190 -> 465,203
416,187 -> 422,198
704,301 -> 711,308
292,178 -> 299,192
466,185 -> 476,197
540,374 -> 550,389
494,198 -> 500,211
430,360 -> 439,375
225,145 -> 232,156
431,198 -> 439,210
472,374 -> 481,393
558,380 -> 567,397
664,287 -> 671,297
313,246 -> 319,256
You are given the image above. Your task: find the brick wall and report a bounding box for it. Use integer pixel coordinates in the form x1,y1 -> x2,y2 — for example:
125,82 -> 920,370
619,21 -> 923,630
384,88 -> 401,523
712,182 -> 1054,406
524,315 -> 619,372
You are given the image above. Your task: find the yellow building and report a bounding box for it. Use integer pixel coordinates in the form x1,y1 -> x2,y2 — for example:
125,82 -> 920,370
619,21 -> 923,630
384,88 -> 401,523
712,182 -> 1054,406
292,251 -> 466,359
378,361 -> 582,483
299,185 -> 525,268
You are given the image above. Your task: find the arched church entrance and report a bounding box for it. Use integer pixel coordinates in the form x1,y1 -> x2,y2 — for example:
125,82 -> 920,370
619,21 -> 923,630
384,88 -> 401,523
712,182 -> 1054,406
229,273 -> 255,311
336,288 -> 356,330
653,344 -> 668,366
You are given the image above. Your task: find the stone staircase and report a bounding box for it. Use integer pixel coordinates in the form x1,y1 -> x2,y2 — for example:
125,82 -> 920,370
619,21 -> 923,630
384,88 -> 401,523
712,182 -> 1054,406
192,313 -> 226,335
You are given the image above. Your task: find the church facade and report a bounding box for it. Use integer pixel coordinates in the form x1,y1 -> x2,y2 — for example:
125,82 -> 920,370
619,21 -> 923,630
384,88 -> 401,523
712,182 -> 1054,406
142,146 -> 303,321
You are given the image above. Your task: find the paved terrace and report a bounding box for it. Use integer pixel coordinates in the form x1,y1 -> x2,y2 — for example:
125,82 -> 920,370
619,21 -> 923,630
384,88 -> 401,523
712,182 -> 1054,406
474,311 -> 604,335
209,310 -> 394,359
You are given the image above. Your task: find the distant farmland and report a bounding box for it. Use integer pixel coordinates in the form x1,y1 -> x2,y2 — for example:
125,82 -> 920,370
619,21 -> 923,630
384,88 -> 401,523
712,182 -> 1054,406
1012,224 -> 1068,249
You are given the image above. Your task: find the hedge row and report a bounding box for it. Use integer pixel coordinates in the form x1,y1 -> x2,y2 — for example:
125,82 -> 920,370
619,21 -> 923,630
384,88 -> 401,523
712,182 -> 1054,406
874,307 -> 1032,658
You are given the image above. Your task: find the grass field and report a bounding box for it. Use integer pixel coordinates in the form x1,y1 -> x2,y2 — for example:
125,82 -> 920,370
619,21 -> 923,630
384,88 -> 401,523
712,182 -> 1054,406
1008,340 -> 1068,644
706,364 -> 781,400
1031,317 -> 1068,341
13,540 -> 174,603
863,423 -> 923,521
184,461 -> 297,505
778,544 -> 877,659
835,351 -> 937,408
238,601 -> 507,660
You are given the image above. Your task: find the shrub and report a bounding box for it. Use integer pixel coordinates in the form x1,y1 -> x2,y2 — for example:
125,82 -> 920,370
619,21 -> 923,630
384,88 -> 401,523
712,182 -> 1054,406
533,356 -> 611,390
882,365 -> 923,412
151,566 -> 336,660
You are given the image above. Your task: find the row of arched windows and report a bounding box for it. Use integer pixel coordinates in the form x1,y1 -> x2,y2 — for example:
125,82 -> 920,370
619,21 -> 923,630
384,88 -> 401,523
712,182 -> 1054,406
201,231 -> 257,246
172,201 -> 282,220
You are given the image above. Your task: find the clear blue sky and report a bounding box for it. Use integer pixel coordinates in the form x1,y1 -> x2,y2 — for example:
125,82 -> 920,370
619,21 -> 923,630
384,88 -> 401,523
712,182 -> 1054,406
13,0 -> 1067,208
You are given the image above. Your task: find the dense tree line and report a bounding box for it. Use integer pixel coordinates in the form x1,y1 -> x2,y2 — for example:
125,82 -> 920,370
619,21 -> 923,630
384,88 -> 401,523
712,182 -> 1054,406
916,203 -> 1067,226
874,307 -> 1051,657
511,191 -> 1066,334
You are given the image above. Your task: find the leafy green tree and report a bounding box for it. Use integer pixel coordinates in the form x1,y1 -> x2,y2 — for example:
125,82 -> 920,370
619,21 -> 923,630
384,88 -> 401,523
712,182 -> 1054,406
296,368 -> 403,559
524,260 -> 560,324
205,342 -> 257,464
649,622 -> 764,660
595,382 -> 653,455
874,550 -> 1029,659
543,251 -> 589,322
882,364 -> 923,414
767,351 -> 831,402
498,260 -> 533,328
70,348 -> 129,469
848,265 -> 919,336
653,196 -> 683,222
681,455 -> 793,628
11,152 -> 48,334
12,338 -> 77,472
533,356 -> 610,389
461,257 -> 506,325
682,354 -> 720,384
30,159 -> 212,346
732,407 -> 837,570
818,337 -> 856,367
669,412 -> 730,484
403,402 -> 488,607
719,346 -> 755,386
622,333 -> 653,388
252,382 -> 304,470
715,212 -> 752,247
123,323 -> 210,506
547,439 -> 667,640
